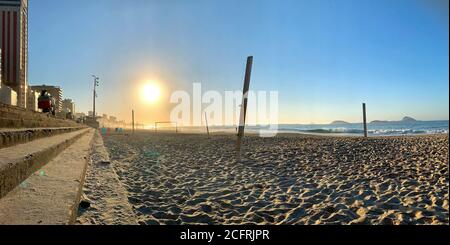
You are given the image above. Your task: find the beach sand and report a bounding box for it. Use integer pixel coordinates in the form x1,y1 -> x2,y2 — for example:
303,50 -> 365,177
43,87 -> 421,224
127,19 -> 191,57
80,131 -> 448,225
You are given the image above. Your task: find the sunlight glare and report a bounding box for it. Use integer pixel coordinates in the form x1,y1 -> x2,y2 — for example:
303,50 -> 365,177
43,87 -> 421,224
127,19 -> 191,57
142,83 -> 161,103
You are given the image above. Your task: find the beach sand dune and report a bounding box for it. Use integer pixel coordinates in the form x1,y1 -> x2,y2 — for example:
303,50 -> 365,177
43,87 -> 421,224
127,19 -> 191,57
92,132 -> 448,225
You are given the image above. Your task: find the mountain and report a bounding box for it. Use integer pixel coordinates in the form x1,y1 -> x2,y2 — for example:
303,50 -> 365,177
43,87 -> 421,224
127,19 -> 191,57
371,116 -> 418,124
330,120 -> 351,125
402,116 -> 417,122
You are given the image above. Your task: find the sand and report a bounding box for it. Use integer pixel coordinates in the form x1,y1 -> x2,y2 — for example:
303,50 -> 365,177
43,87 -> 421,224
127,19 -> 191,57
80,131 -> 448,225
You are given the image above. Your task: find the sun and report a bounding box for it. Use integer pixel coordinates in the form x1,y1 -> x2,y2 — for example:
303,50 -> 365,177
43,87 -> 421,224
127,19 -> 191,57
141,83 -> 161,103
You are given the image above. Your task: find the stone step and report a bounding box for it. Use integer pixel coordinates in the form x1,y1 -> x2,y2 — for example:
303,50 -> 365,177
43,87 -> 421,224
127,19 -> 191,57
0,103 -> 81,128
0,127 -> 86,149
0,129 -> 95,224
0,111 -> 64,121
0,117 -> 80,129
0,128 -> 91,199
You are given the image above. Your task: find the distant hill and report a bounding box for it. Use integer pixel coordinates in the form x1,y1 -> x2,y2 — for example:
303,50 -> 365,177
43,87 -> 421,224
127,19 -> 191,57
402,116 -> 417,122
371,116 -> 418,124
330,120 -> 351,125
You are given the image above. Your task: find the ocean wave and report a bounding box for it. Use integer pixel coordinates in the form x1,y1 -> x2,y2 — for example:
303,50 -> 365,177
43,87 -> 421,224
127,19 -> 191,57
277,127 -> 449,136
370,129 -> 448,135
299,129 -> 364,134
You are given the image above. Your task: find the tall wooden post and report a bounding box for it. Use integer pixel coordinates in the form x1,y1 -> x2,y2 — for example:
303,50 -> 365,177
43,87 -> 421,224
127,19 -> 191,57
363,103 -> 368,138
236,56 -> 253,162
132,110 -> 135,134
205,112 -> 210,136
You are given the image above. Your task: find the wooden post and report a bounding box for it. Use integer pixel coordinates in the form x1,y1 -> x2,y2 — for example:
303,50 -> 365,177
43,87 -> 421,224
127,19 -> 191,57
236,56 -> 253,162
363,103 -> 368,138
132,110 -> 135,134
205,112 -> 210,136
155,122 -> 157,134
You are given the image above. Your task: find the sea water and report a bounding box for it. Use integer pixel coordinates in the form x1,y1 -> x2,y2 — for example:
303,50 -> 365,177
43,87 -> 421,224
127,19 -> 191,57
173,120 -> 449,136
260,120 -> 449,136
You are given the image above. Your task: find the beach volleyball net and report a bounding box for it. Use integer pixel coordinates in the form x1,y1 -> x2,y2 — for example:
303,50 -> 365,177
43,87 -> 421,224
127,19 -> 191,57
154,122 -> 178,133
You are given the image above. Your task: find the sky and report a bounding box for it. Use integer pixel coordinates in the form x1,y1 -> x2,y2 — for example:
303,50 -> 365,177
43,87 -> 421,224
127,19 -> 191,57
28,0 -> 449,124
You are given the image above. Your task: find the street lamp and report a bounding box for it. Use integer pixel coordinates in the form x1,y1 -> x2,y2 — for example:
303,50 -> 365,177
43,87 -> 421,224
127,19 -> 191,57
92,75 -> 99,121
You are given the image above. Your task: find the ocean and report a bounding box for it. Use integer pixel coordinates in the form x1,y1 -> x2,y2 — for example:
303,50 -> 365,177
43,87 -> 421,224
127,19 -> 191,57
165,120 -> 449,137
253,120 -> 449,136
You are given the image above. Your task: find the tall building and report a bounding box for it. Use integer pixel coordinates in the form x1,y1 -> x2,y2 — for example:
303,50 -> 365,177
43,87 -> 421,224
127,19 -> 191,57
0,47 -> 18,106
62,98 -> 75,114
30,85 -> 63,112
0,0 -> 28,108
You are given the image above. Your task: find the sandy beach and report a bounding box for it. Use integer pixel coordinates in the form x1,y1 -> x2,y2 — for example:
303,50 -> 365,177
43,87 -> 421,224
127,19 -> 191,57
79,131 -> 448,225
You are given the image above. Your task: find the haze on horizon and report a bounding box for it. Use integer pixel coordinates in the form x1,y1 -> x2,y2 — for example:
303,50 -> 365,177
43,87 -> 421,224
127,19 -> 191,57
28,0 -> 449,125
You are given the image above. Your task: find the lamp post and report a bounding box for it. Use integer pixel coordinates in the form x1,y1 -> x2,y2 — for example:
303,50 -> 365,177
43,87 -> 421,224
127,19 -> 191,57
92,75 -> 99,121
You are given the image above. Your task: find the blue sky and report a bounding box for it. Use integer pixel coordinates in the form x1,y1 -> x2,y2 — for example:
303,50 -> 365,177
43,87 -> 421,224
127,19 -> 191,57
28,0 -> 449,124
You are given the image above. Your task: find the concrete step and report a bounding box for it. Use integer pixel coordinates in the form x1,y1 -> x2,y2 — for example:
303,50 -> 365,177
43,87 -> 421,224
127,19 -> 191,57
0,129 -> 95,224
0,117 -> 81,129
0,111 -> 64,121
0,128 -> 91,199
0,103 -> 81,128
0,127 -> 87,149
